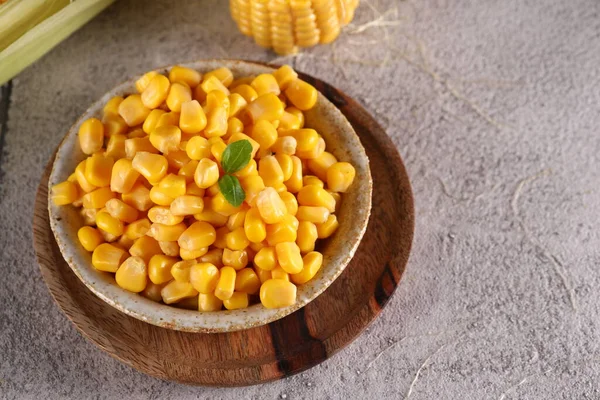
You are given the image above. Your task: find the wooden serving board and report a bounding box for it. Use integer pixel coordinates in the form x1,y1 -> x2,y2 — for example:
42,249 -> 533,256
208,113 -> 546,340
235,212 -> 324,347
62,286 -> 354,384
33,73 -> 415,386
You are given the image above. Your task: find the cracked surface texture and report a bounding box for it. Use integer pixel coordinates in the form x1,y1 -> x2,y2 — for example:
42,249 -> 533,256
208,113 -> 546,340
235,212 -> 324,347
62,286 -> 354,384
1,0 -> 599,398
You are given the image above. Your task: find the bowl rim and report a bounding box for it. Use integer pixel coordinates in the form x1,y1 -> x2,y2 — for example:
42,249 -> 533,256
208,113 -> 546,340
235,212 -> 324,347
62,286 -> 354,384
48,59 -> 372,333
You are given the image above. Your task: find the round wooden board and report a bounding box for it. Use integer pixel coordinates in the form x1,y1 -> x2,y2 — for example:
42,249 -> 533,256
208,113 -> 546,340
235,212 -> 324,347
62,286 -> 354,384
33,73 -> 415,386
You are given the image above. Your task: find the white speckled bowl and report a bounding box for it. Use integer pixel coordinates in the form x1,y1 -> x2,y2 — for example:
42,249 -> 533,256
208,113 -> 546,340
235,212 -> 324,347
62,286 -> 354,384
48,60 -> 372,333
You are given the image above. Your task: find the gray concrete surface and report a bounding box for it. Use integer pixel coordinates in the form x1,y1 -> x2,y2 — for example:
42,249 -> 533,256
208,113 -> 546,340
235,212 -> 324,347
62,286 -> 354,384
1,0 -> 600,398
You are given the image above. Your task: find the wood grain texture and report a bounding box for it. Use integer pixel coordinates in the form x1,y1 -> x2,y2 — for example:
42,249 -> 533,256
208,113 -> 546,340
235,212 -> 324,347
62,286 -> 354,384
32,72 -> 415,386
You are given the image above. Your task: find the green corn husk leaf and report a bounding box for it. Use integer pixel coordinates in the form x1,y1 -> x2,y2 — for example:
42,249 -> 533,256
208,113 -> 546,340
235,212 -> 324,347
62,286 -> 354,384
0,0 -> 115,85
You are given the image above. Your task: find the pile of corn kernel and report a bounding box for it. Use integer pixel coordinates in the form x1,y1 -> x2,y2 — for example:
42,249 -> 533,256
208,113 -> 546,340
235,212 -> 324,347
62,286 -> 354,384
51,64 -> 356,311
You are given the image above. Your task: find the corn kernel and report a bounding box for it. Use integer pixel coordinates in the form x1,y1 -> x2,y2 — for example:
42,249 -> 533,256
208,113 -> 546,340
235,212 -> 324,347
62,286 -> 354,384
148,254 -> 177,284
224,227 -> 249,251
204,67 -> 234,87
254,246 -> 277,271
119,94 -> 151,126
251,74 -> 281,96
198,293 -> 223,311
121,183 -> 152,211
240,175 -> 265,206
148,206 -> 184,225
200,248 -> 224,267
255,266 -> 272,283
141,281 -> 165,302
116,234 -> 134,250
180,246 -> 208,260
231,84 -> 258,103
222,248 -> 249,270
285,79 -> 318,111
158,241 -> 180,257
286,107 -> 304,128
103,96 -> 124,117
150,125 -> 181,154
194,209 -> 228,226
186,182 -> 205,197
246,93 -> 284,122
149,186 -> 174,206
178,160 -> 198,183
156,111 -> 180,128
260,279 -> 297,308
258,155 -> 284,187
179,100 -> 207,134
296,221 -> 318,253
166,82 -> 192,112
82,187 -> 115,209
161,280 -> 198,304
92,243 -> 127,272
141,74 -> 170,109
129,235 -> 162,264
299,137 -> 325,159
307,151 -> 337,181
201,76 -> 231,97
240,207 -> 265,244
327,162 -> 356,192
223,292 -> 249,310
228,93 -> 248,118
214,266 -> 236,300
210,137 -> 228,161
273,65 -> 298,90
297,185 -> 336,212
143,109 -> 166,134
275,242 -> 303,274
125,137 -> 159,159
105,134 -> 127,160
302,175 -> 324,188
148,222 -> 186,242
105,198 -> 139,223
279,110 -> 302,130
296,206 -> 329,224
84,153 -> 114,187
123,218 -> 151,240
279,191 -> 298,216
169,65 -> 202,88
115,256 -> 147,293
266,214 -> 298,246
171,260 -> 195,282
178,221 -> 217,250
226,208 -> 248,231
271,265 -> 290,281
136,71 -> 159,93
166,150 -> 191,170
271,136 -> 297,155
317,214 -> 339,239
77,226 -> 104,252
189,263 -> 220,294
132,152 -> 168,183
227,117 -> 244,138
170,195 -> 204,216
51,181 -> 79,206
78,118 -> 104,155
194,158 -> 220,189
157,174 -> 186,198
99,229 -> 119,243
248,120 -> 277,152
233,268 -> 260,294
255,187 -> 287,224
127,128 -> 146,138
291,251 -> 323,284
103,114 -> 129,137
233,159 -> 257,178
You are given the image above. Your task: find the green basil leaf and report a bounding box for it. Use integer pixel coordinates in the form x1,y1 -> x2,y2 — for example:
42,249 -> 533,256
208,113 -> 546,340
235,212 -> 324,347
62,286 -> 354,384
218,175 -> 245,207
221,140 -> 253,174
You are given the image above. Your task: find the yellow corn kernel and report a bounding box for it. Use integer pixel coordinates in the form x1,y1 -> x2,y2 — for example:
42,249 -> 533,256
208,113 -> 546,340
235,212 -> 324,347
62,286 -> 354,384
169,65 -> 202,88
51,181 -> 79,206
194,209 -> 228,227
189,262 -> 220,294
224,227 -> 250,251
157,174 -> 186,198
254,246 -> 277,271
178,221 -> 217,250
303,175 -> 324,188
77,226 -> 104,252
121,183 -> 152,212
226,208 -> 248,231
307,151 -> 337,181
115,256 -> 147,293
228,133 -> 260,158
234,268 -> 261,294
116,234 -> 134,250
158,240 -> 180,257
166,150 -> 191,170
180,246 -> 208,260
255,187 -> 287,224
198,293 -> 223,311
271,136 -> 297,155
105,198 -> 139,223
286,107 -> 304,128
201,76 -> 231,97
150,125 -> 181,154
166,82 -> 192,112
273,154 -> 292,181
227,117 -> 244,138
178,102 -> 206,136
231,84 -> 258,103
143,109 -> 166,134
256,155 -> 282,187
96,211 -> 124,236
279,191 -> 298,216
119,94 -> 151,126
251,74 -> 281,96
291,251 -> 323,284
141,74 -> 170,109
132,152 -> 168,183
129,235 -> 162,264
214,266 -> 236,300
193,158 -> 220,189
178,160 -> 199,183
210,137 -> 228,161
105,134 -> 126,160
205,181 -> 220,197
266,214 -> 298,245
199,248 -> 224,268
141,281 -> 165,302
161,280 -> 198,304
243,207 -> 266,243
186,182 -> 205,196
223,292 -> 249,310
275,242 -> 303,274
170,260 -> 194,283
99,229 -> 119,243
296,206 -> 330,224
272,65 -> 297,90
296,221 -> 318,253
298,137 -> 325,160
124,137 -> 158,159
149,186 -> 174,207
281,128 -> 317,153
82,187 -> 115,209
239,175 -> 264,206
271,265 -> 290,281
148,206 -> 184,226
136,71 -> 159,93
233,159 -> 258,179
127,128 -> 146,139
317,214 -> 339,239
279,110 -> 302,130
78,118 -> 104,155
123,218 -> 151,240
183,137 -> 209,162
103,113 -> 129,138
155,111 -> 179,129
250,119 -> 278,150
222,248 -> 248,270
254,266 -> 271,283
327,162 -> 356,192
170,195 -> 204,216
92,243 -> 127,272
260,279 -> 297,308
297,185 -> 336,212
193,82 -> 207,102
228,93 -> 248,118
84,153 -> 114,188
285,79 -> 318,111
284,155 -> 303,193
103,96 -> 124,117
246,93 -> 284,122
204,67 -> 234,87
149,222 -> 187,242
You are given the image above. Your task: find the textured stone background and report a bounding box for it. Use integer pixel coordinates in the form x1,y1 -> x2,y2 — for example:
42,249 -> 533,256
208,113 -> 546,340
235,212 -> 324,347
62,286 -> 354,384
1,0 -> 600,398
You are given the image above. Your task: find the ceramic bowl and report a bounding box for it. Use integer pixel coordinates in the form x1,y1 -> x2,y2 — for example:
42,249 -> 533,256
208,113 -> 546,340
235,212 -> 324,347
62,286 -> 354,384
48,59 -> 372,333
